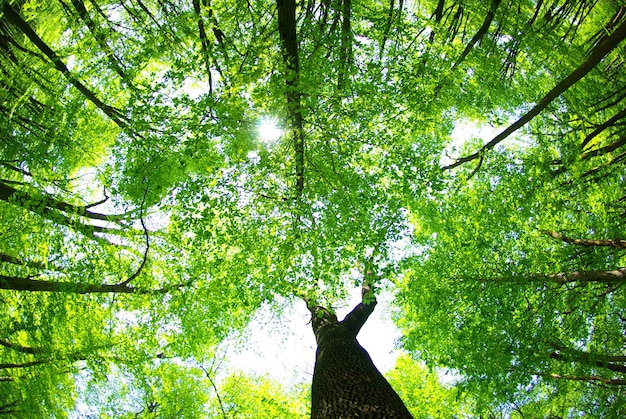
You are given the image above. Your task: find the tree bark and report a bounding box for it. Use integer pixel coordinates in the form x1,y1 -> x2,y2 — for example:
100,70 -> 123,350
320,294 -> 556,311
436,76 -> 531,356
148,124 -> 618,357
307,298 -> 413,418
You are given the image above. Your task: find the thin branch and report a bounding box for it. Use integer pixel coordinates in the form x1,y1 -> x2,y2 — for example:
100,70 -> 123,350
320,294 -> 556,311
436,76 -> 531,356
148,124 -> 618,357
119,184 -> 150,285
200,366 -> 228,419
543,372 -> 626,386
542,230 -> 626,249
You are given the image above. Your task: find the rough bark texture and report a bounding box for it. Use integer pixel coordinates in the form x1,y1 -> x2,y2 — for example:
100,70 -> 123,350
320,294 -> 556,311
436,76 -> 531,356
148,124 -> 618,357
308,301 -> 413,418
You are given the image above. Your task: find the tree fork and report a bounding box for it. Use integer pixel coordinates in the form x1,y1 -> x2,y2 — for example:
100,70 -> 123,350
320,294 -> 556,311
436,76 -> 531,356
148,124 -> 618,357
306,279 -> 413,418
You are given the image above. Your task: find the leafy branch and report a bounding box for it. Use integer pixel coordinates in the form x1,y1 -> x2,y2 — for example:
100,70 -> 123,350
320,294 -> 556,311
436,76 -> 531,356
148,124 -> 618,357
443,16 -> 626,170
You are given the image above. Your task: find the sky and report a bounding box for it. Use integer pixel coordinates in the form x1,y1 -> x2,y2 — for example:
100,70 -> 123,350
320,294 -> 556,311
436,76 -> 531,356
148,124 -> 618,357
225,287 -> 403,387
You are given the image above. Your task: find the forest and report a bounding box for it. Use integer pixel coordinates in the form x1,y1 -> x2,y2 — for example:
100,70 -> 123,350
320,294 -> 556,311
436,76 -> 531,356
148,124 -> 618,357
1,0 -> 626,417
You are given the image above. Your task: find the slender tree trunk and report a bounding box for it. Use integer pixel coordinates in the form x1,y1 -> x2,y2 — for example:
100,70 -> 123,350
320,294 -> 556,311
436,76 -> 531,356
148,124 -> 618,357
276,0 -> 305,201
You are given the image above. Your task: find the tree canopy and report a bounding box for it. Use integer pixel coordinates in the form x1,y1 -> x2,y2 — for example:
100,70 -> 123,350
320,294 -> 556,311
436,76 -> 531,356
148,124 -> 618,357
1,0 -> 626,416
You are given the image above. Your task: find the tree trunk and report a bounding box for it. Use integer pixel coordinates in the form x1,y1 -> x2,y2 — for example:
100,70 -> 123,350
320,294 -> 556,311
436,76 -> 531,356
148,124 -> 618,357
308,300 -> 413,418
276,0 -> 305,201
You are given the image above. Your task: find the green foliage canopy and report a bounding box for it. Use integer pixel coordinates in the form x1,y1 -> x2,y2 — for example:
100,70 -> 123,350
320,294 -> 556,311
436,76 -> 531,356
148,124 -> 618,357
1,0 -> 626,416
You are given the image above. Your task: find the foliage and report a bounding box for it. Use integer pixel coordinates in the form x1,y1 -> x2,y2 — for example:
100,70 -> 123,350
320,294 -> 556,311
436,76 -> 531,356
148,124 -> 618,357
386,354 -> 473,418
1,0 -> 625,416
208,372 -> 309,418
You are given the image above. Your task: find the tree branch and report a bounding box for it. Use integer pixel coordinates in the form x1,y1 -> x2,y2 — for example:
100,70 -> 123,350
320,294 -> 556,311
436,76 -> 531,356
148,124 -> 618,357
0,180 -> 124,223
0,252 -> 50,271
543,372 -> 626,386
581,106 -> 626,149
337,0 -> 352,91
68,0 -> 129,83
443,16 -> 626,170
542,230 -> 626,248
478,267 -> 626,285
200,365 -> 229,419
0,275 -> 192,294
450,0 -> 501,71
0,338 -> 40,355
119,185 -> 150,285
192,0 -> 214,94
2,4 -> 128,129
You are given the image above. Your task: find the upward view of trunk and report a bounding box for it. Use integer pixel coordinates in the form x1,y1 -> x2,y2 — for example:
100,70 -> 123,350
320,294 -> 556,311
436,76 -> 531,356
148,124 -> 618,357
307,298 -> 413,418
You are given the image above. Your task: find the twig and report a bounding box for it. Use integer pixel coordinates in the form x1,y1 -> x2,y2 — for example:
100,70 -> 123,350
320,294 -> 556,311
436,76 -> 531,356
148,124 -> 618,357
200,365 -> 229,419
119,183 -> 150,285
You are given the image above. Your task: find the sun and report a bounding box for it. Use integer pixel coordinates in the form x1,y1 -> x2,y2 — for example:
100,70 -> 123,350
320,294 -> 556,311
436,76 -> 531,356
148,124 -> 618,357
258,118 -> 283,143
